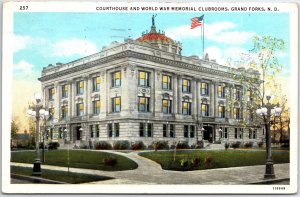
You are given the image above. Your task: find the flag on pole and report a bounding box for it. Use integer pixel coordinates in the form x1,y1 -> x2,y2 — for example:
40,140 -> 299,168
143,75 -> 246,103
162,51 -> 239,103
191,15 -> 205,57
190,15 -> 204,29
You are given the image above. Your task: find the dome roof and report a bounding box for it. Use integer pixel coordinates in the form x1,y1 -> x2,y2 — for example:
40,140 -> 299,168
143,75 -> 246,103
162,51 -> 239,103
137,32 -> 175,44
136,15 -> 176,45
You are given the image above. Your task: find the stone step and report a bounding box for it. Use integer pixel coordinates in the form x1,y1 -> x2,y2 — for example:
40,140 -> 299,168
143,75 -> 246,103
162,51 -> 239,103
204,143 -> 225,150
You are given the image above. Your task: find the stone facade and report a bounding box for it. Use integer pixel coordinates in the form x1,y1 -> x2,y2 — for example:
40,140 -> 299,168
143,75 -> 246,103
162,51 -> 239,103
39,19 -> 264,148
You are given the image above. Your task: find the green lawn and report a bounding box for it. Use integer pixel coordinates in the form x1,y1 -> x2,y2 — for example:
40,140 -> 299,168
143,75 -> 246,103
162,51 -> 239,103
139,149 -> 290,171
11,150 -> 138,171
11,166 -> 112,184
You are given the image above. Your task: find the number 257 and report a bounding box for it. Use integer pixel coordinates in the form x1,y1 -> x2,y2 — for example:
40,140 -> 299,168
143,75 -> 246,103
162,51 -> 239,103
20,6 -> 28,10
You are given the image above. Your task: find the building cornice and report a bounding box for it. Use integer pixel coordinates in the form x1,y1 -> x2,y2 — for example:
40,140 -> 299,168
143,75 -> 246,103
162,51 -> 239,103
39,50 -> 236,82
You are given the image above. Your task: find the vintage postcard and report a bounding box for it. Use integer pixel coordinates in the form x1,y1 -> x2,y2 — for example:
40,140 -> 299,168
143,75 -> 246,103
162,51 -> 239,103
2,0 -> 298,194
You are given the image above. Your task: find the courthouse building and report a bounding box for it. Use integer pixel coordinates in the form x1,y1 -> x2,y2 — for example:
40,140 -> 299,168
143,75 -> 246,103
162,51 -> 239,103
39,18 -> 264,147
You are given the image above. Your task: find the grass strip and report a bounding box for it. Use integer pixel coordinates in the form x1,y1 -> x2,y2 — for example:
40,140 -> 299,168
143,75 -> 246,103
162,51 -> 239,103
11,166 -> 113,184
139,149 -> 289,171
11,150 -> 138,171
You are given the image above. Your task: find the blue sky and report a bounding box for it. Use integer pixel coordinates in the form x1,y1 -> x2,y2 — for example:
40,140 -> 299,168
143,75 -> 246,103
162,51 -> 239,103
13,12 -> 290,81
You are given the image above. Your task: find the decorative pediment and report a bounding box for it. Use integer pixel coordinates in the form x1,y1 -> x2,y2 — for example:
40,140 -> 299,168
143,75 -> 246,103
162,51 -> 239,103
92,94 -> 100,101
234,101 -> 240,107
218,100 -> 225,106
61,100 -> 68,105
75,97 -> 83,103
182,95 -> 191,102
162,93 -> 173,100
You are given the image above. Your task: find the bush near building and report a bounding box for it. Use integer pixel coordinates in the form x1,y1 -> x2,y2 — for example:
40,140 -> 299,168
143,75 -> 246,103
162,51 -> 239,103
176,142 -> 190,149
131,141 -> 146,150
48,142 -> 60,150
231,141 -> 241,149
94,141 -> 112,150
153,141 -> 169,150
113,140 -> 130,150
243,142 -> 253,149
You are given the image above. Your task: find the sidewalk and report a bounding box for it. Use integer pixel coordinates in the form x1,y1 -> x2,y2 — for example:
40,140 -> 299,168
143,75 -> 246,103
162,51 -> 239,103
11,151 -> 290,185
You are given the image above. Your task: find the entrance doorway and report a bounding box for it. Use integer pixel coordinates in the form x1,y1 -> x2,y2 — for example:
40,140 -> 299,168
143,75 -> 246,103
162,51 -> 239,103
75,126 -> 82,141
203,126 -> 213,143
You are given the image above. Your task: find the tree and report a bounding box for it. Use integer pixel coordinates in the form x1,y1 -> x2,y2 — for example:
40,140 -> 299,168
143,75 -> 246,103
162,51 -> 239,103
228,35 -> 286,131
11,119 -> 19,139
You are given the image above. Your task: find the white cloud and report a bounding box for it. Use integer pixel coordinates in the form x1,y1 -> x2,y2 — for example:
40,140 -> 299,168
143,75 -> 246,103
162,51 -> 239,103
204,46 -> 249,66
51,38 -> 98,57
165,21 -> 256,46
13,35 -> 33,53
13,60 -> 38,80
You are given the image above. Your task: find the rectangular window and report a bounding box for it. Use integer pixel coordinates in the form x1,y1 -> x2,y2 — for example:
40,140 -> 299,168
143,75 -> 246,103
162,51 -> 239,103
249,129 -> 253,139
234,108 -> 240,119
138,97 -> 150,112
49,88 -> 55,100
253,129 -> 257,139
184,125 -> 189,138
62,85 -> 68,98
112,97 -> 121,112
61,105 -> 68,119
96,125 -> 100,138
162,75 -> 172,90
76,103 -> 84,116
163,124 -> 167,137
90,125 -> 94,138
49,107 -> 55,119
93,100 -> 101,115
224,128 -> 228,138
108,123 -> 113,137
139,71 -> 150,87
201,104 -> 209,116
219,106 -> 225,118
162,99 -> 172,114
247,90 -> 253,101
234,128 -> 238,139
112,71 -> 121,87
239,128 -> 243,139
93,76 -> 101,92
115,123 -> 119,137
182,79 -> 191,93
218,85 -> 225,98
190,125 -> 195,138
234,88 -> 241,101
201,82 -> 209,95
182,102 -> 191,115
76,81 -> 84,95
147,123 -> 152,137
139,123 -> 145,137
170,124 -> 175,138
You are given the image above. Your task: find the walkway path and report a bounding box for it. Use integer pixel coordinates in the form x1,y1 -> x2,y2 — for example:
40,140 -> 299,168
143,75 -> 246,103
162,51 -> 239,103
11,150 -> 290,185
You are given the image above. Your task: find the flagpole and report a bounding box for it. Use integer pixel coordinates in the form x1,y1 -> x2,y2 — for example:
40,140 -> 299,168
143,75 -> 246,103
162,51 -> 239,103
202,15 -> 205,58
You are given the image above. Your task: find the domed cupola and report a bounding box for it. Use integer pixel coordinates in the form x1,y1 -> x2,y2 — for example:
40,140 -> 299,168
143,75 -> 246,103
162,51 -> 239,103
137,15 -> 182,55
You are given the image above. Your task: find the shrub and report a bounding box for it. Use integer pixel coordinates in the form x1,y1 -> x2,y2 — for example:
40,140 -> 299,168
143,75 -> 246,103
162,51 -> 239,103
147,145 -> 154,150
191,157 -> 202,168
103,156 -> 117,167
231,141 -> 241,149
176,142 -> 190,149
113,140 -> 130,150
153,141 -> 169,150
243,142 -> 253,149
170,145 -> 176,149
258,141 -> 264,148
131,141 -> 146,150
180,159 -> 189,170
204,156 -> 214,169
48,142 -> 60,150
195,141 -> 204,149
80,144 -> 89,149
225,142 -> 230,149
94,141 -> 112,150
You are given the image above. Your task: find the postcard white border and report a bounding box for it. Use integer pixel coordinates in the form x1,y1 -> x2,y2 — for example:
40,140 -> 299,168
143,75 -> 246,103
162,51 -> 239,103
2,1 -> 298,194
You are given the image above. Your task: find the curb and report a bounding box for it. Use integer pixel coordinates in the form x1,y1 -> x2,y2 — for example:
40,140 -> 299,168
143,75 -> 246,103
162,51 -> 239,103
11,173 -> 67,184
249,178 -> 290,184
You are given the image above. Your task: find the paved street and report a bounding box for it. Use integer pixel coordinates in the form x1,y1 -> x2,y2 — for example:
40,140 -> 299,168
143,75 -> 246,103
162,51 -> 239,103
11,150 -> 290,185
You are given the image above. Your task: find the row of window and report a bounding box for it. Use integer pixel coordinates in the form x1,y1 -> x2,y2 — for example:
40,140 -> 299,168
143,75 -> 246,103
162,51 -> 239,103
57,97 -> 241,119
48,71 -> 251,101
84,124 -> 257,139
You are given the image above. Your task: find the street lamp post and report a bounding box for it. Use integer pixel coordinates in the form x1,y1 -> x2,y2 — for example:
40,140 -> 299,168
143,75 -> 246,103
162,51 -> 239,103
27,93 -> 49,176
256,90 -> 282,179
64,128 -> 70,173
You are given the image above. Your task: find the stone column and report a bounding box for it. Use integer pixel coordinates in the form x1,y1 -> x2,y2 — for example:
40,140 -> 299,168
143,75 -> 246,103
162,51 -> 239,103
68,80 -> 72,119
173,74 -> 178,114
209,82 -> 215,117
192,79 -> 197,117
71,80 -> 76,117
178,75 -> 182,114
84,76 -> 89,117
54,82 -> 60,120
